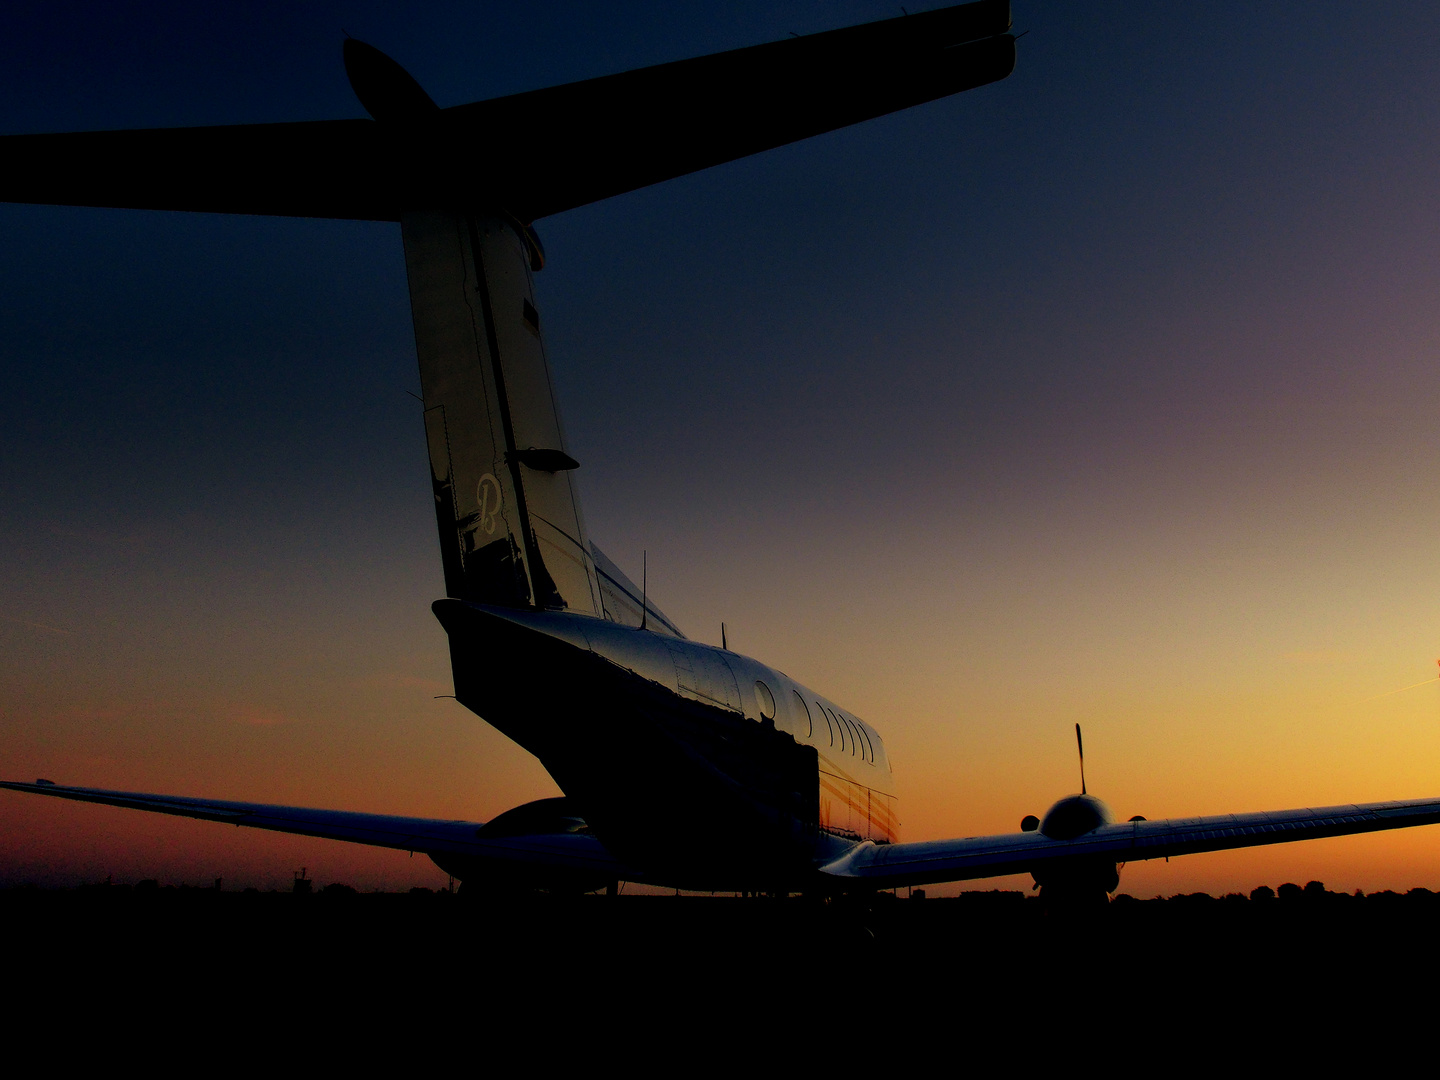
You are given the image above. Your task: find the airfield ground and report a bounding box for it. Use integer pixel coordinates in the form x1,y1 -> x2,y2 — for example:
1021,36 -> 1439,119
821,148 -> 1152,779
7,882 -> 1436,1044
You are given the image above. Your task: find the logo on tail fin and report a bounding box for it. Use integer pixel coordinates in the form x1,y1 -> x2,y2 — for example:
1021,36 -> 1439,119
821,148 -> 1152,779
477,474 -> 502,536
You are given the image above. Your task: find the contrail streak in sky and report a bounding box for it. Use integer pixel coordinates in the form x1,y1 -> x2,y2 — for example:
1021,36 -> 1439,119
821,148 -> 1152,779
1362,676 -> 1440,703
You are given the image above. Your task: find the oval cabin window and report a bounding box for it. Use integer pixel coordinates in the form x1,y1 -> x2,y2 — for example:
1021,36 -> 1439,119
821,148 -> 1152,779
754,680 -> 776,721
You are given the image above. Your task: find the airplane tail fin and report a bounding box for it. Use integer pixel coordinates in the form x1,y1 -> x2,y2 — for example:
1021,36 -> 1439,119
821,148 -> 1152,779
0,3 -> 1014,622
404,211 -> 600,615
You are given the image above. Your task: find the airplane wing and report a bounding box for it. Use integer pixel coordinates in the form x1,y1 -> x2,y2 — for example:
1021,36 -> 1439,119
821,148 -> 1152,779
819,798 -> 1440,889
0,0 -> 1014,223
14,779 -> 1439,892
0,779 -> 628,882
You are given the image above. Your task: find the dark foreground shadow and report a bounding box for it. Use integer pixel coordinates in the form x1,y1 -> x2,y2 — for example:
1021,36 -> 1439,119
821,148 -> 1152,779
7,883 -> 1436,1056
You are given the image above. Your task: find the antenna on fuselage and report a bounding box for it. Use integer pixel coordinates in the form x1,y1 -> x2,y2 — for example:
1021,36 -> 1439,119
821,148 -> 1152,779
1076,723 -> 1087,796
640,551 -> 648,631
721,622 -> 727,650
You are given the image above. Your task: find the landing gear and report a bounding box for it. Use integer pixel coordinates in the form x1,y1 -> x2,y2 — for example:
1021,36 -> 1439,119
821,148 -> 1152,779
1033,858 -> 1119,915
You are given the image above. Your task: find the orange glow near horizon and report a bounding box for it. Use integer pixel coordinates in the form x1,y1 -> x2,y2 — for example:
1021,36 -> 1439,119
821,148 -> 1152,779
6,365 -> 1440,894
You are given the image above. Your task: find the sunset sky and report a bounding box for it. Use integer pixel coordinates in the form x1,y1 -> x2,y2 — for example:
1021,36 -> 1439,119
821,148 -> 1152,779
3,1 -> 1440,896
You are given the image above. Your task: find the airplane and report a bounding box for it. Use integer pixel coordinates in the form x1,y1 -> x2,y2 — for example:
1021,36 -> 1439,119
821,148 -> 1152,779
5,0 -> 1440,904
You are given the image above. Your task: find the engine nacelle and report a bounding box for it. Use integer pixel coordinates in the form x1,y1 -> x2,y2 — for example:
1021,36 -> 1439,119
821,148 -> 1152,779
1038,793 -> 1113,839
429,797 -> 615,895
1031,793 -> 1120,907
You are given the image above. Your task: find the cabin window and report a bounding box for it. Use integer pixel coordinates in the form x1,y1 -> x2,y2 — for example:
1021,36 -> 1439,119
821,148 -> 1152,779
848,714 -> 865,760
839,712 -> 866,760
755,680 -> 776,722
793,691 -> 813,737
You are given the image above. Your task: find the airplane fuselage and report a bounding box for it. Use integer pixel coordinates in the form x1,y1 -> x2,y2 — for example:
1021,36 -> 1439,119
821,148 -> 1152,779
435,599 -> 897,890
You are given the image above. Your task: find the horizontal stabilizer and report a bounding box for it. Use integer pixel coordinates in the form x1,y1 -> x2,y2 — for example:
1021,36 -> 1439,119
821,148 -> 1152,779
0,1 -> 1014,222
